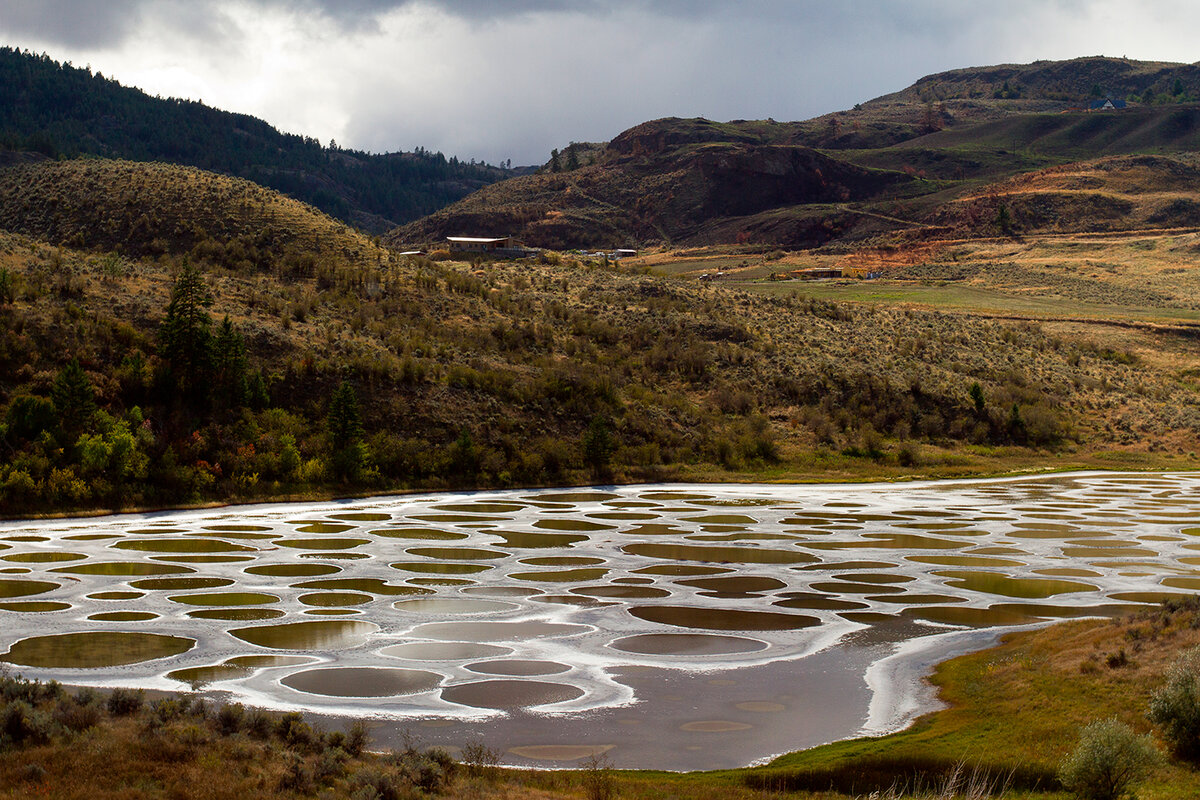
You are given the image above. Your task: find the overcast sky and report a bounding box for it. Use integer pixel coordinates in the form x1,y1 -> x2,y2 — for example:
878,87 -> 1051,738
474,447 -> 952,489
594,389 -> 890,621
2,1 -> 1198,165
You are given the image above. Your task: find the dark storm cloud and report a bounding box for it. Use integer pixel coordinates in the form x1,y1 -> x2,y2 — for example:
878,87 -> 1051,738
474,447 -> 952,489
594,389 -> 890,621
2,0 -> 153,48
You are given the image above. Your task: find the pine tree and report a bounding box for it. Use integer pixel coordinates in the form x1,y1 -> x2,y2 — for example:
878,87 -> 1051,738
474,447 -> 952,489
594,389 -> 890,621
211,315 -> 248,409
51,359 -> 96,439
159,261 -> 213,396
327,380 -> 366,481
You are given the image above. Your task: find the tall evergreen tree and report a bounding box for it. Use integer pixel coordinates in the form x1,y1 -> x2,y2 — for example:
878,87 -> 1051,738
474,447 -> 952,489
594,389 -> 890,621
211,315 -> 248,409
51,359 -> 96,440
159,261 -> 213,396
327,380 -> 366,481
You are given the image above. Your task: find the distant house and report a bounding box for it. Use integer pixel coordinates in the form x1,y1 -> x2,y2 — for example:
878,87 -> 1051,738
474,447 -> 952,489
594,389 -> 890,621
1088,97 -> 1127,112
611,248 -> 638,259
446,236 -> 515,253
793,267 -> 843,280
445,236 -> 536,258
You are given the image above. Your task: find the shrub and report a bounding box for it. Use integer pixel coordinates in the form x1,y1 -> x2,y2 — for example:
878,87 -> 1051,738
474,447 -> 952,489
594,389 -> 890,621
1,700 -> 54,745
215,702 -> 244,735
345,720 -> 369,757
1058,718 -> 1159,800
106,687 -> 144,716
1148,645 -> 1200,760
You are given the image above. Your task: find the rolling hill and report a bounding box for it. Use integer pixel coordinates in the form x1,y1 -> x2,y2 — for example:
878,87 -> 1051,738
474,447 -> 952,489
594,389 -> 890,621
4,157 -> 1198,515
392,57 -> 1200,250
0,47 -> 511,232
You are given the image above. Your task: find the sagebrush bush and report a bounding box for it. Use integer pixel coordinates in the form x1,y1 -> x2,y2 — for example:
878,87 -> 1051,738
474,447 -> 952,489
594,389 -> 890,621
1058,718 -> 1159,800
1148,645 -> 1200,760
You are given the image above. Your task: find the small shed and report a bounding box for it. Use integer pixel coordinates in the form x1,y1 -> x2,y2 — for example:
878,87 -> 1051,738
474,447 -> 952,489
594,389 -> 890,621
446,236 -> 515,253
1088,97 -> 1127,112
611,248 -> 638,259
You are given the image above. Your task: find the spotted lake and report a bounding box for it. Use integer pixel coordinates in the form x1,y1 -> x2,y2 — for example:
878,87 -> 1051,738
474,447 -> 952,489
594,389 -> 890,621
2,473 -> 1198,768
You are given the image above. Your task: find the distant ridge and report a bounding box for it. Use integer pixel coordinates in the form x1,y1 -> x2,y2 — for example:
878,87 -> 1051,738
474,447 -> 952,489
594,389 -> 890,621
0,47 -> 512,233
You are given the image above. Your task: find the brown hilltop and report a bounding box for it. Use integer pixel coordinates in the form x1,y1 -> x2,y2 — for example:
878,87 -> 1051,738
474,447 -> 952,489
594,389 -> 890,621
390,117 -> 912,250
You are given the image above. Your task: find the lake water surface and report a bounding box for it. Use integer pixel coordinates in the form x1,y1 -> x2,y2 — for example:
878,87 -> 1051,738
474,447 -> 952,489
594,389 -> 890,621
2,472 -> 1199,768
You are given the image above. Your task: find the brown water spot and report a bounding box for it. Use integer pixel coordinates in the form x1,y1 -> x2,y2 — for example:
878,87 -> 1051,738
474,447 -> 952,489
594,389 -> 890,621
676,576 -> 787,596
798,561 -> 895,571
411,621 -> 589,642
1035,568 -> 1103,578
736,702 -> 785,712
330,513 -> 393,522
680,720 -> 752,732
936,571 -> 1095,599
587,512 -> 659,521
292,523 -> 357,534
169,592 -> 279,606
187,608 -> 285,621
391,562 -> 494,575
510,568 -> 609,583
571,585 -> 671,599
205,524 -> 273,532
283,667 -> 441,697
231,620 -> 378,649
88,591 -> 144,600
406,547 -> 510,560
3,632 -> 194,668
274,538 -> 371,550
869,593 -> 969,605
620,524 -> 690,537
191,530 -> 275,540
394,598 -> 518,614
408,514 -> 510,523
629,606 -> 818,631
382,642 -> 512,661
88,611 -> 158,621
2,552 -> 86,563
907,555 -> 1027,568
833,573 -> 915,584
634,565 -> 733,577
639,492 -> 713,501
680,514 -> 759,525
305,609 -> 361,616
0,579 -> 59,598
624,543 -> 815,565
532,595 -> 616,607
519,556 -> 606,567
299,592 -> 373,607
408,578 -> 475,587
442,679 -> 584,709
432,503 -> 526,514
113,539 -> 257,553
168,655 -> 312,685
132,577 -> 234,591
810,581 -> 906,596
466,660 -> 571,677
508,744 -> 614,761
373,529 -> 469,541
462,586 -> 543,597
63,534 -> 120,541
294,578 -> 430,596
154,555 -> 255,564
54,562 -> 193,576
0,602 -> 71,612
1162,577 -> 1200,591
245,564 -> 343,577
533,519 -> 614,532
609,633 -> 768,656
773,594 -> 869,611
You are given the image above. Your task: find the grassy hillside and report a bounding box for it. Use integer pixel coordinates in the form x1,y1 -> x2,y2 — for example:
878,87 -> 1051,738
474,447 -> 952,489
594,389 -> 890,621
2,158 -> 1200,515
0,47 -> 511,232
